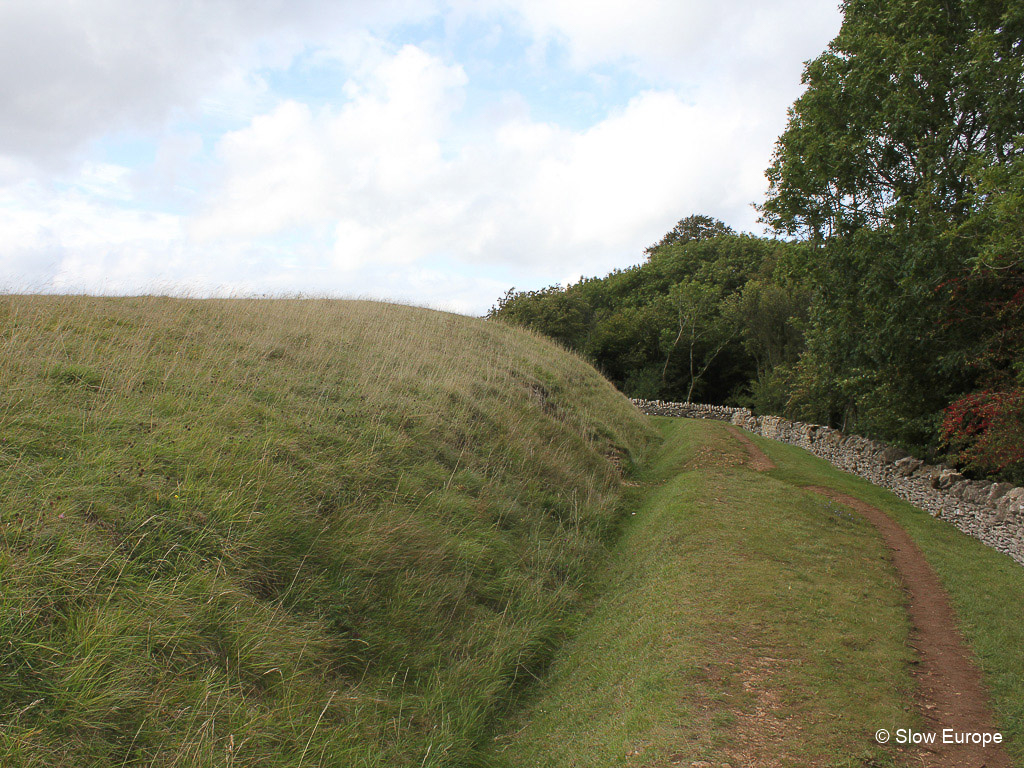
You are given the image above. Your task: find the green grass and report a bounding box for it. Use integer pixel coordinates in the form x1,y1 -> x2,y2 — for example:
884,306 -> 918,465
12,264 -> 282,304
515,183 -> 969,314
756,428 -> 1024,765
491,418 -> 1024,767
0,295 -> 655,767
6,298 -> 1021,766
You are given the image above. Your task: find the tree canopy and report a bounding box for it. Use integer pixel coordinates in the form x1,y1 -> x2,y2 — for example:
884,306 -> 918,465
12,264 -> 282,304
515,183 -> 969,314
490,224 -> 805,407
759,0 -> 1024,474
762,0 -> 1024,240
644,214 -> 735,255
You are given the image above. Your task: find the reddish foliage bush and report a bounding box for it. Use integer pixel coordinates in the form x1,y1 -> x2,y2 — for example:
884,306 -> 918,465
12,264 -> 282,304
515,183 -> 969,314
942,389 -> 1024,481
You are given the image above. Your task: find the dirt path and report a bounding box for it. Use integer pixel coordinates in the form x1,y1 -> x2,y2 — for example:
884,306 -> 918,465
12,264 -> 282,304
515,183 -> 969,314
727,425 -> 1010,768
726,424 -> 776,471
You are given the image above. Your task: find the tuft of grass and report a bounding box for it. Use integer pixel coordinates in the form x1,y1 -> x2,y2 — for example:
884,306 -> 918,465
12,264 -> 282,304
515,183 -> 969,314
0,295 -> 655,767
47,363 -> 103,389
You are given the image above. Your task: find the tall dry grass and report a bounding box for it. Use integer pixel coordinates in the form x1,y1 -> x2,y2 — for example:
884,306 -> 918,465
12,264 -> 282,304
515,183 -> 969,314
0,295 -> 653,767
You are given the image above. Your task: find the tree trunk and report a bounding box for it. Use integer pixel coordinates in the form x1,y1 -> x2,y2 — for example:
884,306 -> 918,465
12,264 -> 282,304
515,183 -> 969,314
662,310 -> 685,383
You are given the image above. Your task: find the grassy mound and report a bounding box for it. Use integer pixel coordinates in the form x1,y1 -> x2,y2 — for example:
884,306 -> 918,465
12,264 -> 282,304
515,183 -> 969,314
0,296 -> 653,767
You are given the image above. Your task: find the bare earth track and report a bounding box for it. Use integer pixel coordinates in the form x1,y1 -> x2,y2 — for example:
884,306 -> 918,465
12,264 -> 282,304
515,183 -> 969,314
727,425 -> 1011,768
726,425 -> 777,472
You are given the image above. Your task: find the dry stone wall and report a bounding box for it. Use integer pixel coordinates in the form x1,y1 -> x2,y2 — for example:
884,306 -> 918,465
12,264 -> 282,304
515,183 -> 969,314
632,399 -> 1024,567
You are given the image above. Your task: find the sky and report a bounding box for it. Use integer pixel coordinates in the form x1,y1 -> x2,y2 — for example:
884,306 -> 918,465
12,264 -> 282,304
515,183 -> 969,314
0,1 -> 842,315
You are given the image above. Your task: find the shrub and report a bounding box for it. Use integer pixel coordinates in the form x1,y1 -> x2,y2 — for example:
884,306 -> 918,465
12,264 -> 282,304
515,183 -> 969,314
942,388 -> 1024,483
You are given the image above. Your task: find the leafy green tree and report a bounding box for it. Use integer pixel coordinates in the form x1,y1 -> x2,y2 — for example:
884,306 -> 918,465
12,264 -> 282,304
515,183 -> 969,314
738,281 -> 808,374
940,148 -> 1024,475
758,0 -> 1024,459
964,146 -> 1024,273
487,285 -> 592,350
786,226 -> 977,444
588,302 -> 671,392
962,151 -> 1024,384
763,0 -> 1024,239
645,214 -> 734,255
490,227 -> 789,404
737,280 -> 810,413
488,215 -> 823,409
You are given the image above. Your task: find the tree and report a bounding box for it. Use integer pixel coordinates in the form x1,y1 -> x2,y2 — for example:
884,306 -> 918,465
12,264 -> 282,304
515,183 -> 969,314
783,225 -> 977,444
958,151 -> 1024,385
939,148 -> 1024,476
736,280 -> 810,413
757,0 -> 1024,456
487,231 -> 801,406
487,284 -> 592,350
662,279 -> 741,403
963,145 -> 1024,273
645,214 -> 734,256
762,0 -> 1024,240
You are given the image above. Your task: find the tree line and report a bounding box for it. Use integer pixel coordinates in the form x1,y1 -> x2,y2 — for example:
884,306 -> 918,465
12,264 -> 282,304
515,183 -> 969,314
489,0 -> 1024,483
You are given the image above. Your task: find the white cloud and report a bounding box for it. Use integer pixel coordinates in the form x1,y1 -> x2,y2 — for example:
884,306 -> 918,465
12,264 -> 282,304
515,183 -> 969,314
0,2 -> 845,312
193,45 -> 468,239
193,44 -> 783,287
471,0 -> 841,91
0,0 -> 441,164
0,176 -> 184,292
0,0 -> 839,165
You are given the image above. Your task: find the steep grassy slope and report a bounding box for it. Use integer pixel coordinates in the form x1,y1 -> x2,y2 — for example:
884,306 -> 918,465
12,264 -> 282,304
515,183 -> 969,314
0,296 -> 653,767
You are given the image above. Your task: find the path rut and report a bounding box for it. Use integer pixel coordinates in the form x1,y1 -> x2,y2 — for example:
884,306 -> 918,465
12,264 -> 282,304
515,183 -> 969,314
727,424 -> 1010,768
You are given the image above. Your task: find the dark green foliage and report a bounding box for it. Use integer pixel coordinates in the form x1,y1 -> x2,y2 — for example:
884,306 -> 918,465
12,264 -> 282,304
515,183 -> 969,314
643,214 -> 735,255
490,229 -> 808,408
762,0 -> 1024,239
736,279 -> 810,413
784,226 -> 978,445
759,0 -> 1024,465
940,151 -> 1024,477
952,147 -> 1024,387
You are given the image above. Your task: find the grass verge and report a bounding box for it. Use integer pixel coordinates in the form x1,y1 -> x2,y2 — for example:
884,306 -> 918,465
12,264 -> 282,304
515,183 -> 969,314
757,428 -> 1024,765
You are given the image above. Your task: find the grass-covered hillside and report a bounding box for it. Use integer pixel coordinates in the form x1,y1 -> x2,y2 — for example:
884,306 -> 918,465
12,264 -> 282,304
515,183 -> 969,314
0,295 -> 653,767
